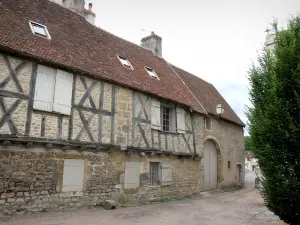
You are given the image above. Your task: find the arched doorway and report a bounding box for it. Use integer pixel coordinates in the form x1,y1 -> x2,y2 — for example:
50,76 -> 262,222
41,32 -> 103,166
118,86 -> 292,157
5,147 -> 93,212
203,140 -> 218,191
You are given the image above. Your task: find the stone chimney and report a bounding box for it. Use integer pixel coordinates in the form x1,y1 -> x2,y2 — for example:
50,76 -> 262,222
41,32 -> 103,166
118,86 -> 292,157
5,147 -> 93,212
51,0 -> 96,25
141,31 -> 162,57
62,0 -> 85,16
83,3 -> 96,25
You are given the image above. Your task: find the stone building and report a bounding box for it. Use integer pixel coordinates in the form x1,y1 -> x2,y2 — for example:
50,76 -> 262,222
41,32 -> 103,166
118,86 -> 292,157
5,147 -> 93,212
0,0 -> 245,214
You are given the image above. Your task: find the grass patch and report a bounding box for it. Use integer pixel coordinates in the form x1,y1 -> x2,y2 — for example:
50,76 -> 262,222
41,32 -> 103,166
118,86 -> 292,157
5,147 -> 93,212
119,204 -> 128,208
183,195 -> 192,199
160,197 -> 169,202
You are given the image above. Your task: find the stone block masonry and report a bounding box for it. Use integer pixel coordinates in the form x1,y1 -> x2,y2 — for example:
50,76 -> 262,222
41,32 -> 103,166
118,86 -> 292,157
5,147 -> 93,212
0,146 -> 201,215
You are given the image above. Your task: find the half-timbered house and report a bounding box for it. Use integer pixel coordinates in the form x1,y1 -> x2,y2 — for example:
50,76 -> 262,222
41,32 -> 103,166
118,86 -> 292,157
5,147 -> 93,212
0,0 -> 245,214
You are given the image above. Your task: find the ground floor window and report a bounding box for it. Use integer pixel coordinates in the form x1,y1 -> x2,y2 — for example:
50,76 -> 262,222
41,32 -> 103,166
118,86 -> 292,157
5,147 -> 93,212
150,162 -> 160,186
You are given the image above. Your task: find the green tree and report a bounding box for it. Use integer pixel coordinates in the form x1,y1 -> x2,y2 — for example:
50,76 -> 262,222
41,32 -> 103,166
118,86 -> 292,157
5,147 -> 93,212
247,16 -> 300,224
244,136 -> 253,152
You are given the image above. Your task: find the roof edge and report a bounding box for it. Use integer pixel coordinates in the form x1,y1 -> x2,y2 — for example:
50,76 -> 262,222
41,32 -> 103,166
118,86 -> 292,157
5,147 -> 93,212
0,47 -> 198,112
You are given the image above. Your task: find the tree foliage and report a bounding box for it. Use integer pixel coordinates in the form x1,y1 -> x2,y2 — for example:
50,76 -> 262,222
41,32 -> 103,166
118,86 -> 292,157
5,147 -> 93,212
244,136 -> 253,152
247,15 -> 300,224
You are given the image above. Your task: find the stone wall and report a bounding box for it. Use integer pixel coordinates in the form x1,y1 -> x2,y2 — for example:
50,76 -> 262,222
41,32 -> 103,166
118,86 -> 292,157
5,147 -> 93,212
204,118 -> 245,188
0,146 -> 201,215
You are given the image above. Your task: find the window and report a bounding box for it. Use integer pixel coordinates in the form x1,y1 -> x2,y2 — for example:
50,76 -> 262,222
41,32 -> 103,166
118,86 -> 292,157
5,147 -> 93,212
149,162 -> 172,186
33,65 -> 73,115
228,161 -> 231,171
162,108 -> 170,132
29,21 -> 51,39
62,159 -> 84,192
145,66 -> 159,79
205,117 -> 212,130
151,100 -> 185,133
117,55 -> 133,69
150,162 -> 160,186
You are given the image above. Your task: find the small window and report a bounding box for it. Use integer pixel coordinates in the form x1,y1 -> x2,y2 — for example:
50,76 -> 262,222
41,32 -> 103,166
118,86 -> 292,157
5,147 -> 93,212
150,162 -> 160,186
29,21 -> 51,39
205,117 -> 212,130
160,106 -> 176,133
228,161 -> 231,171
117,55 -> 133,69
145,66 -> 159,80
162,108 -> 170,132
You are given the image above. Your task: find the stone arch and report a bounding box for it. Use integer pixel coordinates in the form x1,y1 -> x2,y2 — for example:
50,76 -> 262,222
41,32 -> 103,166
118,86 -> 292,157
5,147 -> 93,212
204,135 -> 223,188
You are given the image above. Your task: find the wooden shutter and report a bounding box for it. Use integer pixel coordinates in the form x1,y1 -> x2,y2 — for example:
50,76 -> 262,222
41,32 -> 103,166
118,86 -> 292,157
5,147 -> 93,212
33,65 -> 56,112
161,162 -> 172,186
176,108 -> 186,133
124,162 -> 140,189
53,70 -> 73,115
62,159 -> 84,192
151,99 -> 161,130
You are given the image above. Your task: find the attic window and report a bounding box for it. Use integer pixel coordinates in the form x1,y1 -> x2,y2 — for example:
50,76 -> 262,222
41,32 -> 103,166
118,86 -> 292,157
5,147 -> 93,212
117,55 -> 133,70
145,66 -> 159,80
29,21 -> 51,39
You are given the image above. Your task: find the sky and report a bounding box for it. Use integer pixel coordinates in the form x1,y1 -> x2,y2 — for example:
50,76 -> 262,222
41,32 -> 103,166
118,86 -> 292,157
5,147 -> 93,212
86,0 -> 299,135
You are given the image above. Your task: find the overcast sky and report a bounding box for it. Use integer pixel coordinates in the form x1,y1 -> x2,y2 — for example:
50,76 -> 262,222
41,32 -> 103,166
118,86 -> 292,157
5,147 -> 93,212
86,0 -> 299,134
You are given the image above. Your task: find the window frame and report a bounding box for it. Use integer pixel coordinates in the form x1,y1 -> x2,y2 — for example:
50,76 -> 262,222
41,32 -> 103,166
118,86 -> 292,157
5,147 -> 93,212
117,55 -> 134,70
160,103 -> 176,133
205,117 -> 212,130
145,66 -> 159,80
29,21 -> 51,39
149,162 -> 161,186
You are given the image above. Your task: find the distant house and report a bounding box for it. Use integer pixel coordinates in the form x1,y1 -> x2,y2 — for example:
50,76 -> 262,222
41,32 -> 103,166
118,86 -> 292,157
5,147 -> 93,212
245,152 -> 258,171
0,0 -> 245,214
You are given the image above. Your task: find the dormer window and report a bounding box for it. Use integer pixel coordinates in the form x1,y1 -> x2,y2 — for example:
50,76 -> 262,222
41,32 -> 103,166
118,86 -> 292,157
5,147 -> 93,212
29,21 -> 51,39
117,55 -> 133,70
145,66 -> 159,80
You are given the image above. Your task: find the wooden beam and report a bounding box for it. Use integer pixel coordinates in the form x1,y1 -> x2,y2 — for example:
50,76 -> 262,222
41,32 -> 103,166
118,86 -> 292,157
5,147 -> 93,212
77,110 -> 95,142
57,116 -> 63,139
137,123 -> 150,148
132,91 -> 136,146
41,115 -> 46,137
25,62 -> 37,136
74,105 -> 112,116
0,90 -> 28,100
0,97 -> 19,135
111,85 -> 116,144
78,77 -> 97,108
98,81 -> 104,143
68,74 -> 77,140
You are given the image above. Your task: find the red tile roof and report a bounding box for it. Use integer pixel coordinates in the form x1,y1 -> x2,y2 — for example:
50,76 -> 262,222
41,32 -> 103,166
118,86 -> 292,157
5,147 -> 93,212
0,0 -> 244,126
0,0 -> 204,114
172,65 -> 245,126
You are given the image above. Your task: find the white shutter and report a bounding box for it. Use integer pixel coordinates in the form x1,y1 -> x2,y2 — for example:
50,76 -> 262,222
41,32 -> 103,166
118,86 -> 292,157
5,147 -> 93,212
161,162 -> 172,186
151,99 -> 161,130
176,108 -> 186,133
124,162 -> 140,189
33,65 -> 56,112
62,159 -> 84,192
53,70 -> 73,115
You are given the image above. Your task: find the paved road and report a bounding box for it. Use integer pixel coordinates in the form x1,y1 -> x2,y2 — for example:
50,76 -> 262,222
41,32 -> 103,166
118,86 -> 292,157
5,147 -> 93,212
0,172 -> 285,225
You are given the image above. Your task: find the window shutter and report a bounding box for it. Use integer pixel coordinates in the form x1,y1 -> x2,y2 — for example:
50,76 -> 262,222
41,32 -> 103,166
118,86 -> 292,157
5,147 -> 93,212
53,70 -> 73,115
161,162 -> 172,186
151,100 -> 161,130
62,159 -> 84,192
33,65 -> 56,112
176,108 -> 186,133
124,162 -> 140,189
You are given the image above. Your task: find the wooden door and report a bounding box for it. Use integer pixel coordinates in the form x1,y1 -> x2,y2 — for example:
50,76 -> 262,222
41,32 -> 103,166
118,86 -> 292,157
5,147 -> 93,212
203,140 -> 218,191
